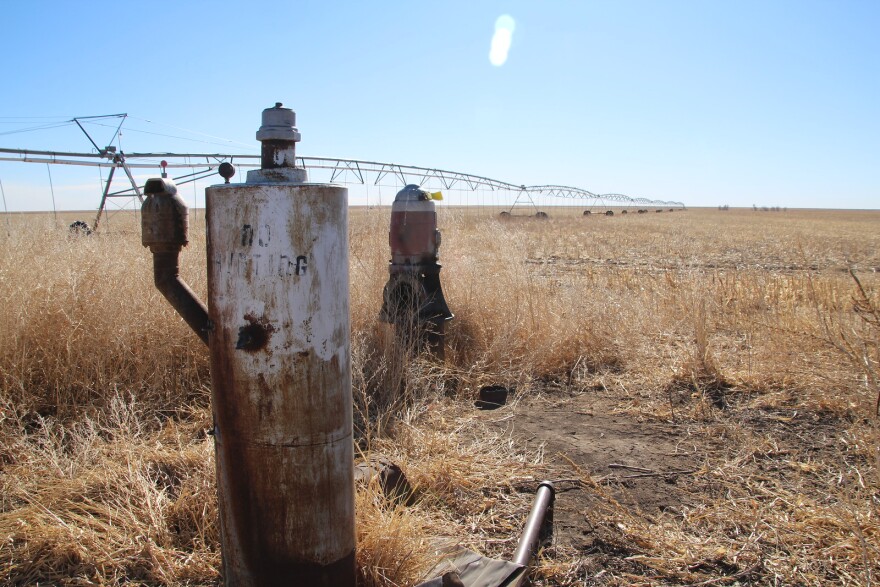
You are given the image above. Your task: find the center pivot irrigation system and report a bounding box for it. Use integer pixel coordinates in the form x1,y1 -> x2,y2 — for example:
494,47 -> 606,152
0,113 -> 685,230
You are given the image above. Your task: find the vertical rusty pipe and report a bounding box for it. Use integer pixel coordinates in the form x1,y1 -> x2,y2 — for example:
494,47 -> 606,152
141,177 -> 209,345
205,104 -> 355,586
511,481 -> 555,581
260,139 -> 297,169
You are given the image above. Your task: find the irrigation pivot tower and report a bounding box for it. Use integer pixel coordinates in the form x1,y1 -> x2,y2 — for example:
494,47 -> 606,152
0,114 -> 685,227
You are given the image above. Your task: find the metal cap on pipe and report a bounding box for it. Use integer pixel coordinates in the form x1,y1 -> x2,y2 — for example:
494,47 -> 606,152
395,184 -> 431,202
247,102 -> 308,183
256,102 -> 301,143
141,178 -> 188,251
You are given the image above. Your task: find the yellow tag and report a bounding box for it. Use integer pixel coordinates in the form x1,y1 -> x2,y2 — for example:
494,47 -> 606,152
430,191 -> 443,201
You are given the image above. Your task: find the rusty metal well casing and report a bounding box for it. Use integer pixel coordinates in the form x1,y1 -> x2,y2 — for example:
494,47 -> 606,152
204,181 -> 354,586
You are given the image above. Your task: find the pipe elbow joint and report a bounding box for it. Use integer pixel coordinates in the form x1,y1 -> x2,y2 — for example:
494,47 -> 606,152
141,178 -> 210,346
150,251 -> 210,346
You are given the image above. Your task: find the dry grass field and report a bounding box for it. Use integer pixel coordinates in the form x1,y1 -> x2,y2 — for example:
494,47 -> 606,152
1,207 -> 878,585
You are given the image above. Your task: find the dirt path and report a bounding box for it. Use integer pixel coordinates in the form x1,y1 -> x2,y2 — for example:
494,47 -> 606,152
480,390 -> 716,552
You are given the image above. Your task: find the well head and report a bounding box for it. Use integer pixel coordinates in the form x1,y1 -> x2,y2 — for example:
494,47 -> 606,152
255,102 -> 301,143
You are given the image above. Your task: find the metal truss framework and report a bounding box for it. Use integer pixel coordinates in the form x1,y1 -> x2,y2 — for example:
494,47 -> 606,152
0,148 -> 686,228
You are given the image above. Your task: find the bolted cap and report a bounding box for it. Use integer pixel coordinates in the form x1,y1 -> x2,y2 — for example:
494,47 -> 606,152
395,184 -> 430,202
255,102 -> 301,143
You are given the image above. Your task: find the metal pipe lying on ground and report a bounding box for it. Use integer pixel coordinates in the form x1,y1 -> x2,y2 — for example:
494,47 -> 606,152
510,481 -> 555,583
413,481 -> 556,587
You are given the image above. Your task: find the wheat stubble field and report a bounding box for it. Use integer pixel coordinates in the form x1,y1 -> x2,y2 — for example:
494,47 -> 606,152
0,207 -> 878,586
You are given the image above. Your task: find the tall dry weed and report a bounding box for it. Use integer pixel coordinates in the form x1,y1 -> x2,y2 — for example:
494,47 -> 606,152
1,207 -> 879,585
0,224 -> 210,419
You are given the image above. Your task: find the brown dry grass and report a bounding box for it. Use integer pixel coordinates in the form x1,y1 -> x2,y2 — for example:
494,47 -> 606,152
0,207 -> 878,585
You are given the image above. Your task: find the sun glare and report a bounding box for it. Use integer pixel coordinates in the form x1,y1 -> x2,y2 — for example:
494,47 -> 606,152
489,14 -> 516,67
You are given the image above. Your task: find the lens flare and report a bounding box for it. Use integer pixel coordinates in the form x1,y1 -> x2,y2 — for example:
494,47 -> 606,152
489,14 -> 515,67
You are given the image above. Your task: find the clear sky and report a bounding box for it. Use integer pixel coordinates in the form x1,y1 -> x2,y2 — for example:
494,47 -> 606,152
0,0 -> 877,211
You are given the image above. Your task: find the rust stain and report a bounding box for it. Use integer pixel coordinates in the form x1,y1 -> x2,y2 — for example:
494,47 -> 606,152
205,182 -> 355,585
210,333 -> 355,583
236,313 -> 275,352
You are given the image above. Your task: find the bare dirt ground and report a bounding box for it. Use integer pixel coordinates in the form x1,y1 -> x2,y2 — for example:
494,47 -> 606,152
476,378 -> 874,584
483,389 -> 705,550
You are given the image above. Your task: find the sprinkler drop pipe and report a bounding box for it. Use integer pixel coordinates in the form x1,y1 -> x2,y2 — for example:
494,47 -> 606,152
141,178 -> 209,345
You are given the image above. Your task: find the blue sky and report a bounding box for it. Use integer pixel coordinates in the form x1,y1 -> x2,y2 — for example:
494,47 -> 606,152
1,0 -> 878,211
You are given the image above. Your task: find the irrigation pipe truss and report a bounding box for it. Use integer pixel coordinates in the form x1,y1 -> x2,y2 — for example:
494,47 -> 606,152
0,147 -> 686,219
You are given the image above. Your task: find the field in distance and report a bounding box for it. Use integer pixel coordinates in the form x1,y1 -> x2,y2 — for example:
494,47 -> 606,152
0,206 -> 877,585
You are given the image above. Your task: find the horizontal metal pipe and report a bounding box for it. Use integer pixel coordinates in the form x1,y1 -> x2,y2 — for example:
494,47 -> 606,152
0,147 -> 106,158
152,250 -> 210,345
0,156 -> 224,169
0,147 -> 684,207
511,481 -> 555,572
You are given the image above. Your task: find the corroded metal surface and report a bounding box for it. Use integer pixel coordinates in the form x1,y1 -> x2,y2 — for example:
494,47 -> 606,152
379,185 -> 453,358
205,182 -> 354,585
141,178 -> 210,345
152,252 -> 210,345
387,184 -> 440,266
255,103 -> 301,171
141,178 -> 188,249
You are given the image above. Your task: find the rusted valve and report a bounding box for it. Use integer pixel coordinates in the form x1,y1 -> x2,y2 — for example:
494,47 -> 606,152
379,184 -> 453,357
